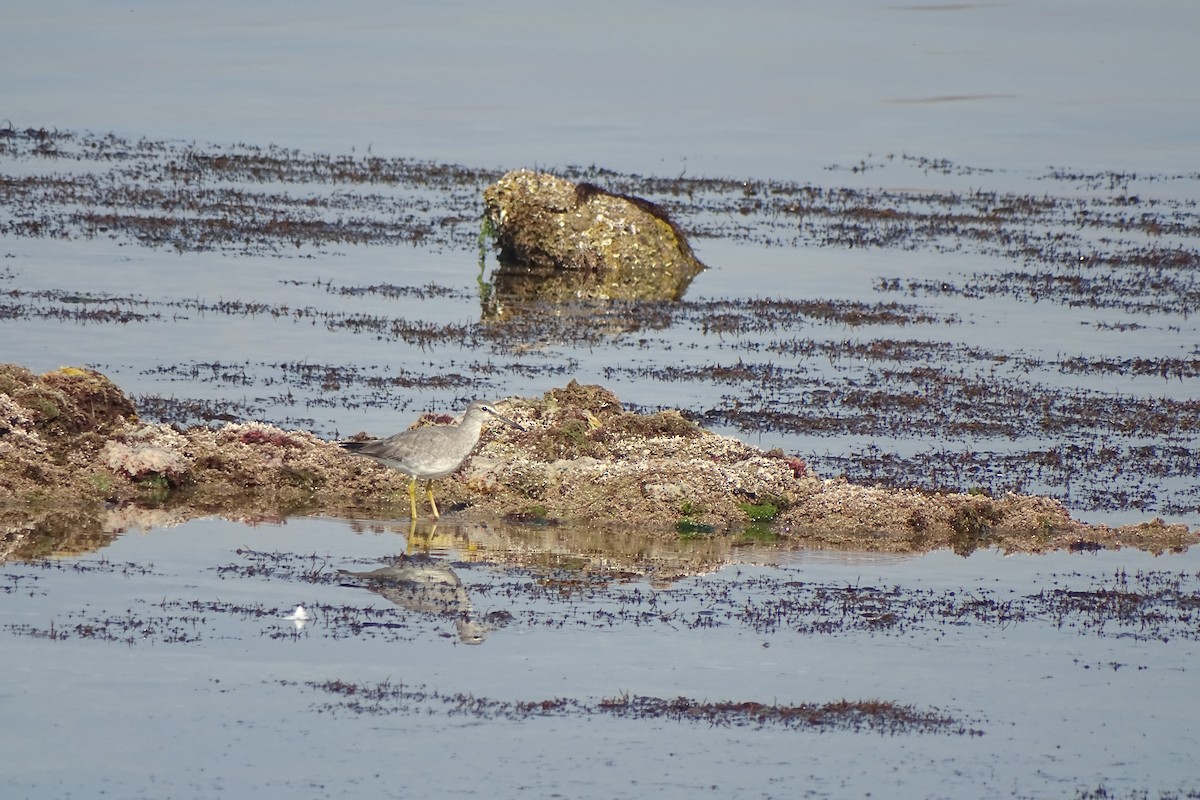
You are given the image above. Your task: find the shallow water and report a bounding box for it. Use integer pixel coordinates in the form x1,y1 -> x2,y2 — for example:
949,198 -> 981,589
4,3 -> 1200,525
4,138 -> 1199,515
5,0 -> 1198,177
2,6 -> 1200,797
3,516 -> 1198,799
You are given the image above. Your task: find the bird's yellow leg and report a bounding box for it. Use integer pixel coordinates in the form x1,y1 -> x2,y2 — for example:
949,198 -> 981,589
408,477 -> 419,521
425,480 -> 440,519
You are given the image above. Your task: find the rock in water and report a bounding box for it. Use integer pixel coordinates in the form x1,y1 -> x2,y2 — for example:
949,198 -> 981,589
481,170 -> 705,308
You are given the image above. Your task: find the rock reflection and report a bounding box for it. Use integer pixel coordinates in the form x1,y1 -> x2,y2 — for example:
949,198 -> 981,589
1,505 -> 116,562
479,260 -> 704,323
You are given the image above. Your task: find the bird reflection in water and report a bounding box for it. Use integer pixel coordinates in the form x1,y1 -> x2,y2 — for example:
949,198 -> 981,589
339,523 -> 489,644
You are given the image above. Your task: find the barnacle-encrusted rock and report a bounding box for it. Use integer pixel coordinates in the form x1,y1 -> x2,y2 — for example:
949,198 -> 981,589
1,365 -> 1196,562
1,364 -> 136,442
102,424 -> 195,485
481,169 -> 706,310
1,365 -> 139,503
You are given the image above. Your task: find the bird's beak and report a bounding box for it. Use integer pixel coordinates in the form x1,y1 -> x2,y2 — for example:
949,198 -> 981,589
490,410 -> 526,432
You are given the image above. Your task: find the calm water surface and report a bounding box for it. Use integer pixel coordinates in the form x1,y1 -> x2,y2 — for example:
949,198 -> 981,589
5,0 -> 1198,177
3,1 -> 1199,525
3,516 -> 1199,799
3,4 -> 1200,797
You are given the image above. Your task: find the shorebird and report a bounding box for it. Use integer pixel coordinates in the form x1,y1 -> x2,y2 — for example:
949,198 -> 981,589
339,401 -> 524,520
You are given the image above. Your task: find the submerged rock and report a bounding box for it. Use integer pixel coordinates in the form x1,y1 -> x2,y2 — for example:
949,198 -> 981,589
481,170 -> 705,313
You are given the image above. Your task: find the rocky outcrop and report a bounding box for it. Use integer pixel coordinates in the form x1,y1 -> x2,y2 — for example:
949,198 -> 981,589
481,170 -> 705,313
1,364 -> 1195,561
